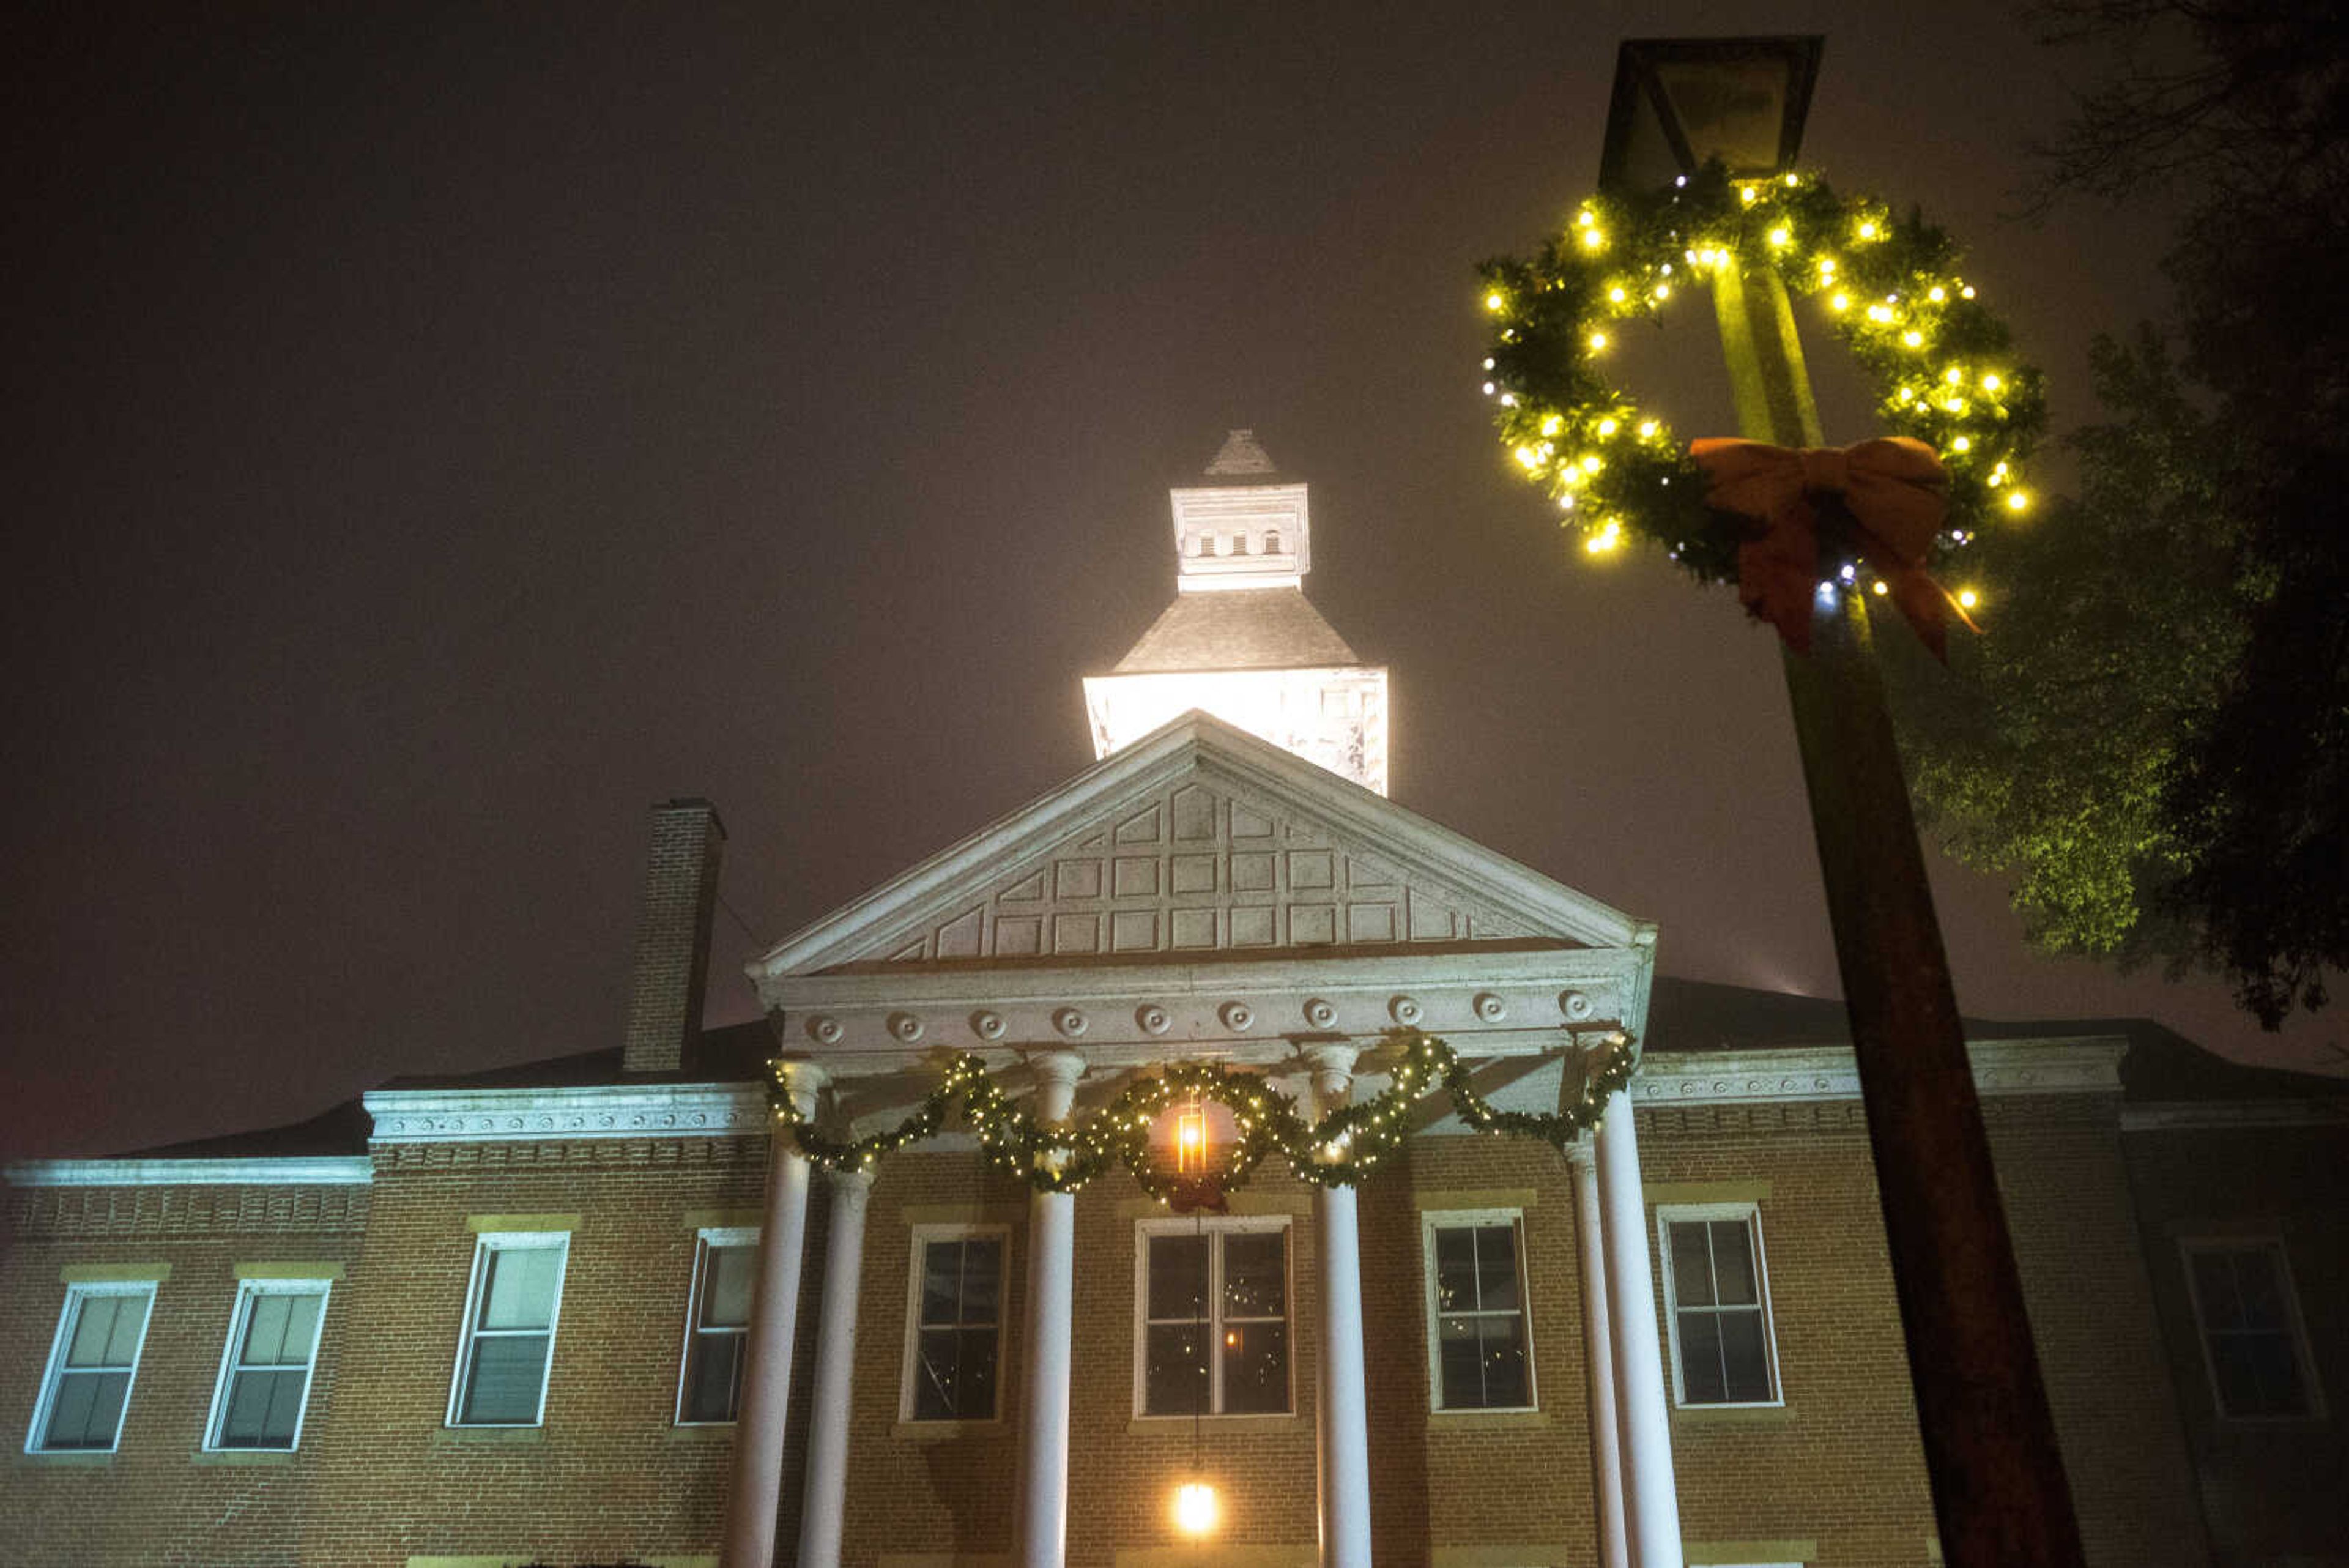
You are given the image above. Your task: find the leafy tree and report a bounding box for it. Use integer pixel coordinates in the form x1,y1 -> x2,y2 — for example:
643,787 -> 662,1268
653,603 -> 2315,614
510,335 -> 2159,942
1890,0 -> 2347,1024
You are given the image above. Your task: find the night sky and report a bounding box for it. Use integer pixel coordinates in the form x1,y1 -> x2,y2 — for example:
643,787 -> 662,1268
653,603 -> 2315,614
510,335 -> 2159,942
6,2 -> 2339,1161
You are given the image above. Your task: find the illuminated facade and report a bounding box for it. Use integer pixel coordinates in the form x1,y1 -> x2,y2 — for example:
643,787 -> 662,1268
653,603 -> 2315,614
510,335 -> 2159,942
3,433 -> 2343,1568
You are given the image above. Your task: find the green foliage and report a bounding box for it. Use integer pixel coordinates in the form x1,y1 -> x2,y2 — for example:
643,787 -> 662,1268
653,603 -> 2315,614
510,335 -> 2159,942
766,1029 -> 1636,1197
1893,0 -> 2348,1023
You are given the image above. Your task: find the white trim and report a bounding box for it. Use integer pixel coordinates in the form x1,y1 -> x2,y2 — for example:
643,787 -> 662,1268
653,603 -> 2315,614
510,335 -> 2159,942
2176,1233 -> 2327,1422
1631,1038 -> 2127,1107
25,1281 -> 158,1455
899,1222 -> 1013,1424
1132,1214 -> 1294,1419
365,1083 -> 765,1144
1656,1202 -> 1784,1410
202,1278 -> 332,1452
674,1229 -> 760,1426
1420,1208 -> 1538,1414
2123,1099 -> 2349,1132
445,1232 -> 570,1429
5,1157 -> 374,1187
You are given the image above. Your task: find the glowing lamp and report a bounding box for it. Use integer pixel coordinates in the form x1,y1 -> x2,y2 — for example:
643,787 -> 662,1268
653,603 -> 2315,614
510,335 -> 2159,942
1174,1481 -> 1219,1536
1598,35 -> 1825,195
1174,1105 -> 1208,1176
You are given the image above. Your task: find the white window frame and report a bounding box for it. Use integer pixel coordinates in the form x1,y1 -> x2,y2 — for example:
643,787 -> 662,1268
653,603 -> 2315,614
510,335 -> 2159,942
445,1231 -> 570,1429
674,1225 -> 759,1426
1132,1214 -> 1293,1419
1421,1207 -> 1539,1413
24,1281 -> 158,1455
898,1222 -> 1012,1424
2178,1234 -> 2326,1422
1656,1201 -> 1784,1410
202,1278 -> 332,1452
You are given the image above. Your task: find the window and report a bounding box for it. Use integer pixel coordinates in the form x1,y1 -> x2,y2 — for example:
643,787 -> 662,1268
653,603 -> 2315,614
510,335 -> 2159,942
447,1233 -> 569,1427
27,1284 -> 155,1452
1658,1204 -> 1781,1406
1264,529 -> 1282,554
901,1225 -> 1008,1422
677,1228 -> 757,1424
1423,1211 -> 1535,1411
1135,1217 -> 1290,1417
206,1280 -> 329,1450
2181,1237 -> 2322,1419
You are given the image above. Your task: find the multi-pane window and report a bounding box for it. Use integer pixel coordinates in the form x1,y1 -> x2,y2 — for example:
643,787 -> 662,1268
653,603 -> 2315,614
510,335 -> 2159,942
1136,1218 -> 1290,1417
28,1284 -> 154,1452
677,1229 -> 757,1425
447,1233 -> 569,1427
2182,1238 -> 2321,1419
1658,1204 -> 1781,1406
902,1227 -> 1007,1422
206,1281 -> 329,1450
1425,1211 -> 1535,1411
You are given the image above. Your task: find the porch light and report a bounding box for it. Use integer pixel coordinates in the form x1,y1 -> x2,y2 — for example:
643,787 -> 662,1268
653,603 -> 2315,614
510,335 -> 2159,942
1598,35 -> 1825,194
1174,1101 -> 1209,1176
1173,1480 -> 1219,1536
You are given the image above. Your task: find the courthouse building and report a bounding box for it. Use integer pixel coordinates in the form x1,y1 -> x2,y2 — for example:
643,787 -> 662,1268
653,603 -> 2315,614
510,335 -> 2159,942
5,433 -> 2345,1568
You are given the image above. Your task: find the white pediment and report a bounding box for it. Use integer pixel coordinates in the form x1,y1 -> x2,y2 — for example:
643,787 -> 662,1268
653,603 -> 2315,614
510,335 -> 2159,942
752,712 -> 1647,981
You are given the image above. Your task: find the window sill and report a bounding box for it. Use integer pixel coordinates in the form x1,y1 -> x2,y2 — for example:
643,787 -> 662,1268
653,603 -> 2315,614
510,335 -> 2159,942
434,1424 -> 546,1445
191,1448 -> 295,1466
15,1451 -> 114,1467
1427,1407 -> 1548,1430
1670,1402 -> 1793,1425
665,1422 -> 737,1443
1126,1413 -> 1305,1436
894,1418 -> 1005,1441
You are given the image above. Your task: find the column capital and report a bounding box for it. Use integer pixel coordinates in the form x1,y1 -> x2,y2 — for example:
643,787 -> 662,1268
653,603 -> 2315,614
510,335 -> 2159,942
830,1164 -> 877,1197
774,1060 -> 830,1120
1023,1049 -> 1087,1127
1299,1041 -> 1362,1110
1564,1132 -> 1598,1171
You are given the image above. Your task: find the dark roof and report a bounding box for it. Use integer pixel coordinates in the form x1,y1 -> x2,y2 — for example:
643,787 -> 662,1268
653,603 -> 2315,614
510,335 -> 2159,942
1108,587 -> 1362,674
123,1098 -> 373,1159
374,1019 -> 775,1091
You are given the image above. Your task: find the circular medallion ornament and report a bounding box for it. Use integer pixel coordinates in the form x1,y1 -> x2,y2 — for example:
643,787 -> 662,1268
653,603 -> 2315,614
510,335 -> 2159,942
1052,1006 -> 1089,1039
1137,1004 -> 1172,1036
971,1010 -> 1007,1041
1220,1001 -> 1256,1033
1303,998 -> 1338,1029
1478,165 -> 2045,587
1389,995 -> 1423,1026
807,1015 -> 844,1046
1473,992 -> 1508,1023
1560,990 -> 1595,1022
887,1011 -> 926,1044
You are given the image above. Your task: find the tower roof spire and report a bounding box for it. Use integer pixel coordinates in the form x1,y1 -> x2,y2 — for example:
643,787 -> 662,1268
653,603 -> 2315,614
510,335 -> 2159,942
1204,428 -> 1280,478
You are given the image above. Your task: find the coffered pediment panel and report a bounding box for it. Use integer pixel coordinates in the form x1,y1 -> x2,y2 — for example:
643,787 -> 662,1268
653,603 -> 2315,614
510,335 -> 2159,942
752,712 -> 1646,982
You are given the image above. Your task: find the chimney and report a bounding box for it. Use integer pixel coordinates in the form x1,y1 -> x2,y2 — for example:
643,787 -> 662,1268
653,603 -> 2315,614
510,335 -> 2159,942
621,798 -> 726,1074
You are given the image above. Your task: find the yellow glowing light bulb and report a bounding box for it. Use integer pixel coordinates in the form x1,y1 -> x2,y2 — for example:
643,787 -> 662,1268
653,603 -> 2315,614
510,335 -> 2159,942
1868,304 -> 1893,323
1871,580 -> 1890,596
1597,418 -> 1619,436
1608,285 -> 1627,303
1817,256 -> 1838,275
1951,435 -> 1971,453
1981,373 -> 2003,392
1767,225 -> 1792,248
2005,491 -> 2031,513
1637,419 -> 1658,439
1587,331 -> 1608,352
1928,286 -> 1946,303
1783,172 -> 1800,187
1576,210 -> 1595,228
1896,387 -> 1915,404
1174,1483 -> 1218,1537
1943,366 -> 1964,385
1957,588 -> 1981,609
1540,413 -> 1563,436
1579,454 -> 1602,473
1902,330 -> 1924,347
1740,186 -> 1759,205
1484,292 -> 1504,313
1514,446 -> 1540,470
1653,282 -> 1671,300
1580,228 -> 1605,250
1830,292 -> 1850,312
1857,220 -> 1880,240
1961,285 -> 1977,299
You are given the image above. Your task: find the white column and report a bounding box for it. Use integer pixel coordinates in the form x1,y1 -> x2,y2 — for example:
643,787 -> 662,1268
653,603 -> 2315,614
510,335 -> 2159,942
796,1165 -> 875,1568
1304,1044 -> 1373,1568
1016,1049 -> 1086,1568
1568,1136 -> 1631,1568
722,1063 -> 825,1568
1596,1076 -> 1683,1568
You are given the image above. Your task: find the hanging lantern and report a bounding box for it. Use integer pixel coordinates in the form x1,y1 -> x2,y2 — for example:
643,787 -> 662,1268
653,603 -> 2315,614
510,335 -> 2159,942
1174,1096 -> 1209,1176
1173,1479 -> 1218,1536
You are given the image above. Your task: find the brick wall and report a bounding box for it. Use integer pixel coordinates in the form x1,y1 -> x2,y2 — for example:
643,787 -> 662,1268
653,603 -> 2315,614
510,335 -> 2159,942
622,800 -> 725,1075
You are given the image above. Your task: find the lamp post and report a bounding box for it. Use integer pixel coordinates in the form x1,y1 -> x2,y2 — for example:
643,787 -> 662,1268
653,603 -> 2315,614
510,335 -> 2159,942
1598,37 -> 2085,1568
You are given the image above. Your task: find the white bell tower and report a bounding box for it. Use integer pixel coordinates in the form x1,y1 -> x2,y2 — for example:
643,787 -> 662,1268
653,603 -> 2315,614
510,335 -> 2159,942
1084,431 -> 1390,793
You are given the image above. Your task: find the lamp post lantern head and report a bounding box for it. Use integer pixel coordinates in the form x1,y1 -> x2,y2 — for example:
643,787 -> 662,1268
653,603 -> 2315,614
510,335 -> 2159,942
1598,35 -> 1825,194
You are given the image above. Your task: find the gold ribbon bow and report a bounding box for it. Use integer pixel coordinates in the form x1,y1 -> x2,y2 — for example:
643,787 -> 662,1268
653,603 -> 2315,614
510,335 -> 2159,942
1688,436 -> 1965,657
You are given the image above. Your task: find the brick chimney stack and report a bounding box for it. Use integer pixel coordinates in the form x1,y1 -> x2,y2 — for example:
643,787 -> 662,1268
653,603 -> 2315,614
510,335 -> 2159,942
621,798 -> 726,1074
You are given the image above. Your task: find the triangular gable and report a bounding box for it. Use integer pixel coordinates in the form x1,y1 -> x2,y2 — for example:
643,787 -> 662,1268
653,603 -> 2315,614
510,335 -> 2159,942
753,712 -> 1645,978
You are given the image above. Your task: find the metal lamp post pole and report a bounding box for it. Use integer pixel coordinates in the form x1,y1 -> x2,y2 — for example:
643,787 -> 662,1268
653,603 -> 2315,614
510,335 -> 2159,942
1709,252 -> 2087,1568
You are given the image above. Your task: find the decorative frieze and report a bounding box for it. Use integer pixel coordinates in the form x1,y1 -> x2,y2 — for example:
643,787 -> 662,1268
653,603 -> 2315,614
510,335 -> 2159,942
363,1083 -> 767,1143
